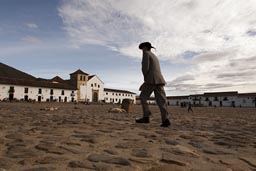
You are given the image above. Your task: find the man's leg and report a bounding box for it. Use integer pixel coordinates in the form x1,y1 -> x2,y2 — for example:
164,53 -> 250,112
140,84 -> 155,118
188,107 -> 191,113
154,86 -> 169,122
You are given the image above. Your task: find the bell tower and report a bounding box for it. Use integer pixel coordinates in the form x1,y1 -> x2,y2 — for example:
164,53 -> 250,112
70,69 -> 89,102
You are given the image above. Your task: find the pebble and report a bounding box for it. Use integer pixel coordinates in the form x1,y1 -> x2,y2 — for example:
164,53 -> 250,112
132,149 -> 152,158
165,139 -> 179,146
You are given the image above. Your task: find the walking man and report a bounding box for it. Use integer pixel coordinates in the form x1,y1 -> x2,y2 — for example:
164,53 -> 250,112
188,102 -> 193,113
136,42 -> 171,127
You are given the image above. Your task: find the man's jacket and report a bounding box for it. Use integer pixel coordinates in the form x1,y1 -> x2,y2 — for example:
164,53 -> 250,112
141,51 -> 166,85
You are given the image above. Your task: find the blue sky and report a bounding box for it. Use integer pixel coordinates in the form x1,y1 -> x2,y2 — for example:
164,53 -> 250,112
1,0 -> 256,95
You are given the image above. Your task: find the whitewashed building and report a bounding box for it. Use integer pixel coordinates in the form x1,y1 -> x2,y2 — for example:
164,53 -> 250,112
104,88 -> 136,104
0,63 -> 136,103
87,75 -> 104,102
203,92 -> 238,107
237,93 -> 256,108
145,91 -> 256,108
0,77 -> 77,102
69,70 -> 105,103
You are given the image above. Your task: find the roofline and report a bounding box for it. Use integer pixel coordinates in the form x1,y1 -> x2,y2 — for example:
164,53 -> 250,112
70,69 -> 89,75
238,93 -> 256,97
104,88 -> 136,94
88,75 -> 104,84
204,91 -> 238,94
189,94 -> 204,96
167,96 -> 189,99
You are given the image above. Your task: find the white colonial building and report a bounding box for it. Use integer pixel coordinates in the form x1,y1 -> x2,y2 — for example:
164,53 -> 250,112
104,88 -> 136,104
0,77 -> 77,102
0,63 -> 136,103
202,92 -> 238,107
233,93 -> 256,107
165,91 -> 256,108
69,70 -> 105,103
136,91 -> 256,108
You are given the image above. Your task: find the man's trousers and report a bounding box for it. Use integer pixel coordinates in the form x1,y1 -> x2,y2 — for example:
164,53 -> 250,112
139,84 -> 169,122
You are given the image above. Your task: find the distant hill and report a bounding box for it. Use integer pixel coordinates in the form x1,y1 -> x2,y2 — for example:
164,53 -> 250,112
0,62 -> 36,80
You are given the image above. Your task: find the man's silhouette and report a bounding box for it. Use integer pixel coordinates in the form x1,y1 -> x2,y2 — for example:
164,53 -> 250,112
188,102 -> 193,113
136,42 -> 170,127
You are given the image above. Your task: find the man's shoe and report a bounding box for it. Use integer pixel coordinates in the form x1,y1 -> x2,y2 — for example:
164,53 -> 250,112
160,119 -> 171,127
136,117 -> 149,123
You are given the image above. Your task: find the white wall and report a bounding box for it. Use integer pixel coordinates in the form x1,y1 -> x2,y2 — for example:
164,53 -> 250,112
0,84 -> 9,100
80,85 -> 87,100
104,91 -> 136,104
202,96 -> 237,107
87,76 -> 104,102
0,84 -> 77,102
236,97 -> 256,107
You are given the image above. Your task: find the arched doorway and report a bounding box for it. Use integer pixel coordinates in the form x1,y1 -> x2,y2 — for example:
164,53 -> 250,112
92,91 -> 98,102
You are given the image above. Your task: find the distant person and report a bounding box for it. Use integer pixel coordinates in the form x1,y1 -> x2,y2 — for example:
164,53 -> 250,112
136,42 -> 170,127
188,102 -> 193,113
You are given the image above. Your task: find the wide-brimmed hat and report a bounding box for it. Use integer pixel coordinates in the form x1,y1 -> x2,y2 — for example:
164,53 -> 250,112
139,42 -> 155,49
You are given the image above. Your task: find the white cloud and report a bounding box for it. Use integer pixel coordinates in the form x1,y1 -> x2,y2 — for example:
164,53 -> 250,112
26,23 -> 38,29
59,0 -> 256,58
58,0 -> 256,94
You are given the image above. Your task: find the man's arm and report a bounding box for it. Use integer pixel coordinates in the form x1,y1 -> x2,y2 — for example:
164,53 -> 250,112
142,51 -> 150,78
